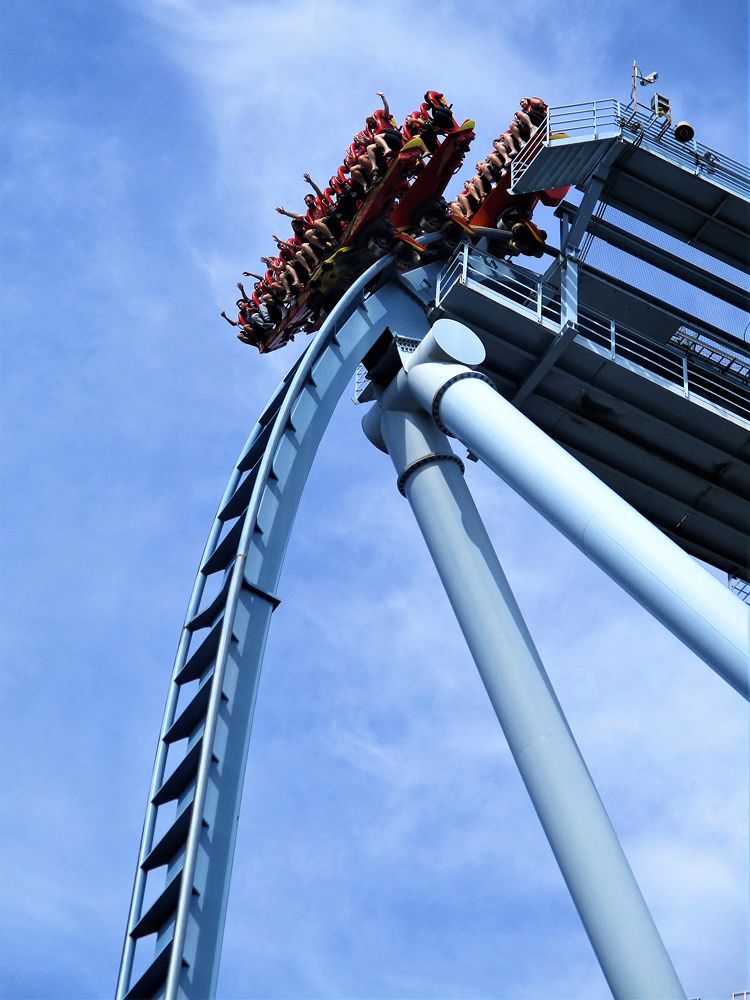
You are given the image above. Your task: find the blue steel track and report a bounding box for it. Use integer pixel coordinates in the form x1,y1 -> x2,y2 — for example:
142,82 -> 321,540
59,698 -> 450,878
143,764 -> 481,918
117,250 -> 435,1000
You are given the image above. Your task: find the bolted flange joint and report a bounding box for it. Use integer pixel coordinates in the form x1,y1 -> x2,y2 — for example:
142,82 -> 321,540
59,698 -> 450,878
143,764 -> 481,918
397,452 -> 465,497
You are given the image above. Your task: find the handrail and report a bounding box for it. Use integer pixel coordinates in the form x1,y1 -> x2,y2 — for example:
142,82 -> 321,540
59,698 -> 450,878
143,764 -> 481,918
511,98 -> 750,201
437,245 -> 750,428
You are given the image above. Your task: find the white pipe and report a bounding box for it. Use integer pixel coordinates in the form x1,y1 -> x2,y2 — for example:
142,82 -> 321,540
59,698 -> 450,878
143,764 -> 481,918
406,357 -> 749,700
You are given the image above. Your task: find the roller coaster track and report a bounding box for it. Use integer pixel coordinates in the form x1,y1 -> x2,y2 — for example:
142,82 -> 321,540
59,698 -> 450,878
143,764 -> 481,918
116,251 -> 434,1000
117,92 -> 750,998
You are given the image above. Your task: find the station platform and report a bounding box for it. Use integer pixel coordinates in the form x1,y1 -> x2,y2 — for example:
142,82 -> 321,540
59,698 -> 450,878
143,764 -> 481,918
510,99 -> 750,272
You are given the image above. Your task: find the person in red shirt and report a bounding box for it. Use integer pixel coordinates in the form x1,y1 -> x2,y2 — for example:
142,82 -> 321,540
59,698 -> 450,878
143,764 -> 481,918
303,172 -> 332,207
361,91 -> 403,174
488,137 -> 511,172
276,197 -> 335,250
268,238 -> 314,287
520,96 -> 547,126
221,298 -> 265,346
401,110 -> 438,154
239,264 -> 287,304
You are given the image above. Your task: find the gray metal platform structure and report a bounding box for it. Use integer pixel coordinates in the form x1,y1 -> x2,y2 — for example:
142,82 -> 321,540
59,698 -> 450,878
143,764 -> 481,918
117,99 -> 750,999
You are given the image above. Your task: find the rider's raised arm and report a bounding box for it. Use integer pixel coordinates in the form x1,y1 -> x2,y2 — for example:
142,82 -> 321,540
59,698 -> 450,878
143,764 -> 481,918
276,205 -> 303,220
303,172 -> 326,200
376,90 -> 390,118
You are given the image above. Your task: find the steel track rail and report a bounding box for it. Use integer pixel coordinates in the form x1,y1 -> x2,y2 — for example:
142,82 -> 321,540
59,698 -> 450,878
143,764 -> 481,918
116,246 -> 436,1000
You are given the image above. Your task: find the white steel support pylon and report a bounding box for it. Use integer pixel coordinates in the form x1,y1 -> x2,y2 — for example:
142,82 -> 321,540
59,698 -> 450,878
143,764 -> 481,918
363,325 -> 686,999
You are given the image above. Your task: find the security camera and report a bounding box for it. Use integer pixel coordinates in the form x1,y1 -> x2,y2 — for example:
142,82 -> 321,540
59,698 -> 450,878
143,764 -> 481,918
674,121 -> 695,143
639,71 -> 659,85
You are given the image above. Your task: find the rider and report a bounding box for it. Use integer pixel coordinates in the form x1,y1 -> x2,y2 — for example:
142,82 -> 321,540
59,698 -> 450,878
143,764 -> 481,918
275,200 -> 333,252
303,173 -> 348,243
220,298 -> 268,345
420,90 -> 457,131
450,181 -> 479,220
361,91 -> 403,174
520,96 -> 547,126
401,110 -> 439,154
470,160 -> 495,198
270,236 -> 316,286
221,307 -> 260,347
343,140 -> 372,191
220,299 -> 254,330
462,161 -> 493,212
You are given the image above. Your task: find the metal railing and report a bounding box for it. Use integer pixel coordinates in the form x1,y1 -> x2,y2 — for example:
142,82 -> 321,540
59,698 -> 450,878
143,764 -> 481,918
437,244 -> 750,427
511,98 -> 750,201
549,99 -> 623,141
670,329 -> 750,381
438,243 -> 562,326
512,99 -> 623,188
620,100 -> 750,197
508,118 -> 550,188
576,311 -> 750,423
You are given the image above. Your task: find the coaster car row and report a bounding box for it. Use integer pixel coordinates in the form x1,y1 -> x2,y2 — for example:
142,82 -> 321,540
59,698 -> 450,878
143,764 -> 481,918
222,92 -> 567,354
449,97 -> 569,256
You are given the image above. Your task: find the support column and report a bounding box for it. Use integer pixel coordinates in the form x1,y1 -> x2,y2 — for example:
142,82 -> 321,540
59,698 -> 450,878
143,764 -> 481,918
366,401 -> 685,1000
560,252 -> 579,326
405,345 -> 749,701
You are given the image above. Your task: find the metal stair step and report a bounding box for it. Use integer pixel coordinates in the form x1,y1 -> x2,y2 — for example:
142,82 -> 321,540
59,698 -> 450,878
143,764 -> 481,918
152,740 -> 205,806
257,387 -> 287,428
131,871 -> 184,939
201,514 -> 246,575
186,576 -> 231,632
218,462 -> 261,522
237,421 -> 274,472
244,353 -> 303,436
123,939 -> 173,999
165,682 -> 218,744
142,803 -> 195,872
175,620 -> 224,685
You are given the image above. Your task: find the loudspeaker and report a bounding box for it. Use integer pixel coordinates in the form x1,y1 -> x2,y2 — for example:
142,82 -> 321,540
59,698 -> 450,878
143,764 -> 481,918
674,121 -> 695,143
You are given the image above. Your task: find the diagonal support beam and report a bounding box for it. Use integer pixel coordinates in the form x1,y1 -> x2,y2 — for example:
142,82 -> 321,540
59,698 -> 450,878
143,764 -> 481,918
512,319 -> 579,407
405,325 -> 750,700
365,390 -> 685,999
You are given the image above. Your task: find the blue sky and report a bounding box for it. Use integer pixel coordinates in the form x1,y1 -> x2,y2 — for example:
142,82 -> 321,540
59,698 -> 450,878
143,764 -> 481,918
1,1 -> 747,997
